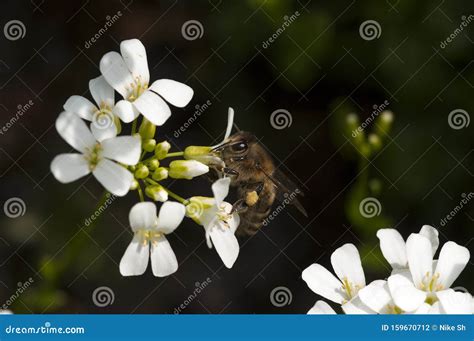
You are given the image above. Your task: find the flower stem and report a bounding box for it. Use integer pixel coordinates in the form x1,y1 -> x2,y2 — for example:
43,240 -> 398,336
164,151 -> 184,158
145,178 -> 188,204
131,119 -> 138,135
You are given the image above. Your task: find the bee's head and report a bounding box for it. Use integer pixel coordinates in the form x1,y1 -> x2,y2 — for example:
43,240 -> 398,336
213,131 -> 256,160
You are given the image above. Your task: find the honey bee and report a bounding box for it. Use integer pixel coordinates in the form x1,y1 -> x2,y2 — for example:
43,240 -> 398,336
211,131 -> 307,236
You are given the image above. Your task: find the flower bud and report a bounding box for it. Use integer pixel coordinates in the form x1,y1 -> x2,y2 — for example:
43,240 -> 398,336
139,118 -> 156,140
134,164 -> 149,179
184,146 -> 223,166
130,179 -> 139,190
145,185 -> 168,202
143,139 -> 156,152
168,160 -> 209,180
185,196 -> 215,224
368,134 -> 382,152
375,111 -> 394,136
148,158 -> 160,170
155,141 -> 171,159
152,167 -> 169,181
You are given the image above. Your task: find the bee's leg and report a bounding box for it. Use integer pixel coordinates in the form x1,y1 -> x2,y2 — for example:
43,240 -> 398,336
231,198 -> 248,214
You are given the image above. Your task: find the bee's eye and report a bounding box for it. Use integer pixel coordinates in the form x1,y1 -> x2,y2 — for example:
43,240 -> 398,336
231,142 -> 248,152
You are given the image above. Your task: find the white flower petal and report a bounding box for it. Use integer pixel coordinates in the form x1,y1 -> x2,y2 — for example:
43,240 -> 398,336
119,234 -> 149,276
413,303 -> 432,314
156,201 -> 186,234
376,228 -> 407,269
307,301 -> 337,314
330,243 -> 365,289
437,289 -> 472,314
120,39 -> 149,85
133,90 -> 171,126
224,107 -> 234,141
358,280 -> 391,313
406,233 -> 433,289
50,154 -> 90,183
435,241 -> 470,289
89,75 -> 114,108
92,159 -> 133,196
56,111 -> 96,153
91,121 -> 117,142
208,221 -> 239,268
149,79 -> 193,108
302,264 -> 345,304
150,235 -> 178,277
63,95 -> 96,121
113,100 -> 139,123
101,135 -> 141,165
427,301 -> 444,314
129,202 -> 157,232
388,275 -> 426,312
419,225 -> 439,256
212,178 -> 231,206
100,51 -> 135,98
341,296 -> 374,314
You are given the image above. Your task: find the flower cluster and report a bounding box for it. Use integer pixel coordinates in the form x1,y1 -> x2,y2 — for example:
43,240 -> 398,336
51,39 -> 240,277
302,225 -> 472,314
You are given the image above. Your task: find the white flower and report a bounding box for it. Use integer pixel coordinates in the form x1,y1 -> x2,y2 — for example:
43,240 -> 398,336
186,178 -> 240,268
376,225 -> 438,273
358,275 -> 428,314
51,111 -> 141,196
307,300 -> 337,314
64,75 -> 118,142
302,244 -> 370,313
120,201 -> 185,277
99,39 -> 194,126
168,160 -> 209,179
406,233 -> 470,299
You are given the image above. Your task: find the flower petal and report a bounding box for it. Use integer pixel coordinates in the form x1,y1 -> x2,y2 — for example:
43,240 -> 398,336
64,95 -> 96,121
91,121 -> 117,143
434,241 -> 470,289
149,79 -> 193,107
150,235 -> 178,277
388,274 -> 426,312
120,39 -> 149,85
101,135 -> 141,165
129,202 -> 157,232
92,159 -> 133,196
331,243 -> 365,289
376,228 -> 407,269
212,177 -> 231,206
302,264 -> 345,304
224,107 -> 234,141
358,280 -> 391,313
89,75 -> 114,108
100,51 -> 135,98
208,221 -> 239,268
437,289 -> 473,314
133,90 -> 171,126
341,296 -> 373,314
427,302 -> 444,314
419,225 -> 439,257
156,201 -> 186,234
56,111 -> 96,153
406,233 -> 433,289
50,154 -> 90,183
119,234 -> 149,276
113,100 -> 139,123
413,303 -> 432,314
307,301 -> 337,314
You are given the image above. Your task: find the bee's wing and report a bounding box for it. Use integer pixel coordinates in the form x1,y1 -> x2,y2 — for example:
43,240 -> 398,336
263,168 -> 308,217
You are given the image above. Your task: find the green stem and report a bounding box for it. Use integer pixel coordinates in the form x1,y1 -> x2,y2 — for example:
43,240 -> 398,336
137,182 -> 145,202
131,119 -> 138,135
164,151 -> 184,158
145,178 -> 188,204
